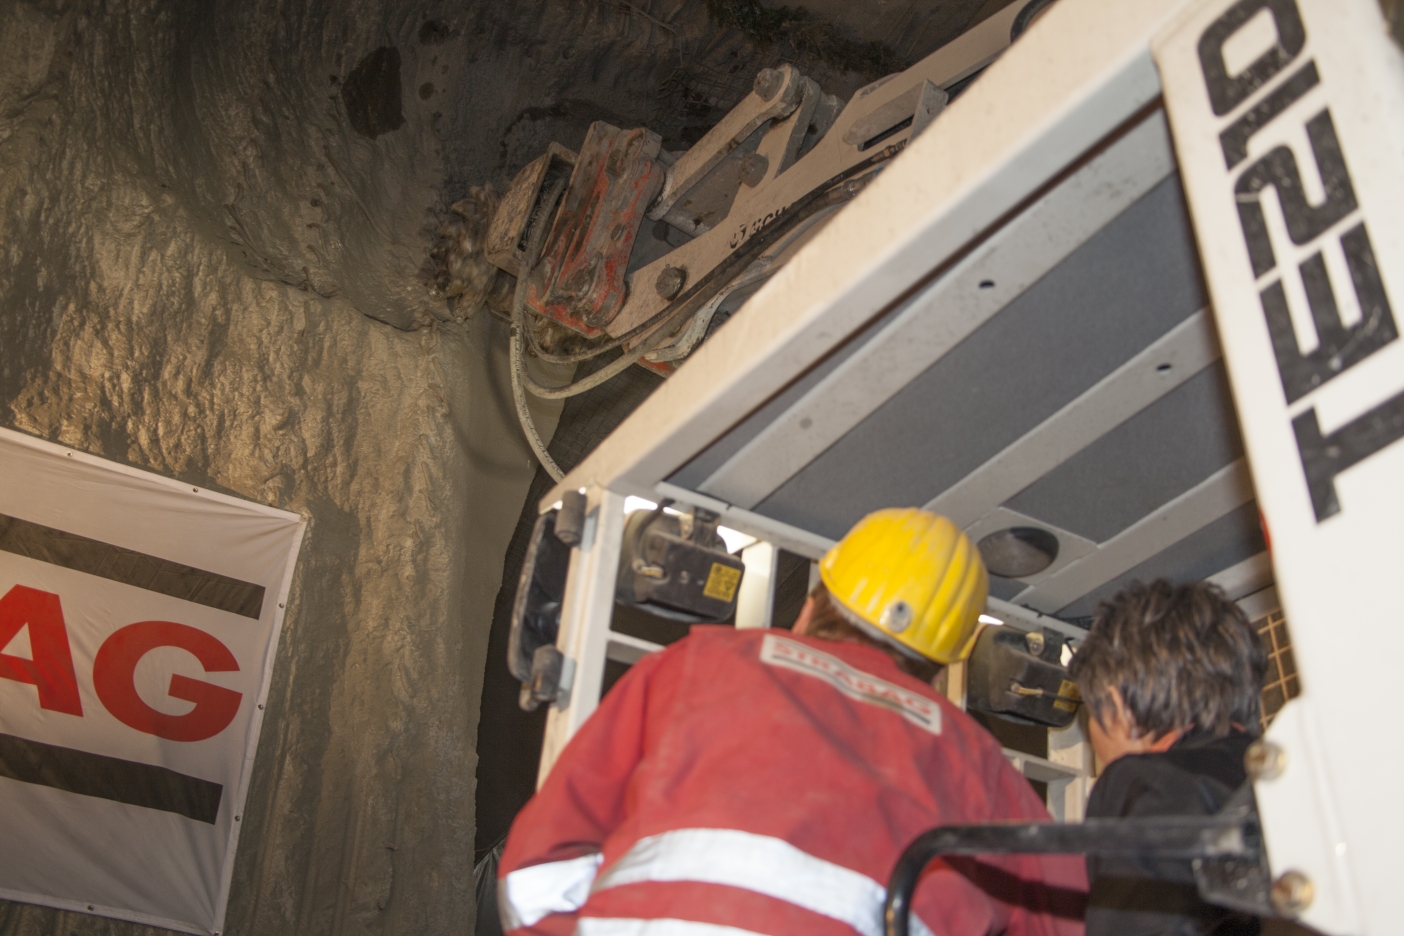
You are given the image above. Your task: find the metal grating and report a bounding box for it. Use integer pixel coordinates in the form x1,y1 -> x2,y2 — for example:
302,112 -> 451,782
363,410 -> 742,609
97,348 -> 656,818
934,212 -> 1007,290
1257,609 -> 1300,729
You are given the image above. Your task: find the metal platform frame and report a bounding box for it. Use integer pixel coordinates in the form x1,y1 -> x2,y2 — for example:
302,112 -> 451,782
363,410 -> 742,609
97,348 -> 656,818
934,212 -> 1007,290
526,1 -> 1404,932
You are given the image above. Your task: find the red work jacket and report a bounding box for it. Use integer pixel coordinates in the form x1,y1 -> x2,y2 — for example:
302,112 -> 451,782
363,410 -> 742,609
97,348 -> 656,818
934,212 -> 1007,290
500,626 -> 1086,936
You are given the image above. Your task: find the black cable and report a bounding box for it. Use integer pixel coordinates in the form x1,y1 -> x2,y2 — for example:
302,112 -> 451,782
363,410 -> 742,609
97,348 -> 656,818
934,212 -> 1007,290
509,179 -> 571,479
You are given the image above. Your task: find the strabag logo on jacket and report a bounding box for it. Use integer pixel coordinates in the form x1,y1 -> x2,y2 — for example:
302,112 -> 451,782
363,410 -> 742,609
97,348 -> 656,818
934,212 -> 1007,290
760,634 -> 941,734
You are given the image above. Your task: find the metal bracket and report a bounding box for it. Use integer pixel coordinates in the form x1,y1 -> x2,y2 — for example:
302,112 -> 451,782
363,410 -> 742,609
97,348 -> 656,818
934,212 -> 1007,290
648,65 -> 804,222
485,142 -> 578,276
525,123 -> 664,335
519,645 -> 577,711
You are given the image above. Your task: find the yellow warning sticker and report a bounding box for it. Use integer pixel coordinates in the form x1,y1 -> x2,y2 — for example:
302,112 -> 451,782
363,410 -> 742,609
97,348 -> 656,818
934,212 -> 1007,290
1054,679 -> 1082,712
703,562 -> 741,602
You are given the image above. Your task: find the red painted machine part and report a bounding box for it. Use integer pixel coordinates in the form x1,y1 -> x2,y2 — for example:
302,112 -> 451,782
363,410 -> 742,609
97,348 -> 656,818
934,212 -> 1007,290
524,122 -> 664,338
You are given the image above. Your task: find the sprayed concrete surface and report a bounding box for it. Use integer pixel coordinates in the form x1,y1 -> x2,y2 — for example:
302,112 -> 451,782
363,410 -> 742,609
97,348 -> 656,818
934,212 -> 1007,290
0,1 -> 579,933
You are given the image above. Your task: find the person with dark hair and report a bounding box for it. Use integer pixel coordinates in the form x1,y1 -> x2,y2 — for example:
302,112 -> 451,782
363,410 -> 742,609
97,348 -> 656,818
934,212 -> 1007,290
1067,579 -> 1268,936
498,509 -> 1086,936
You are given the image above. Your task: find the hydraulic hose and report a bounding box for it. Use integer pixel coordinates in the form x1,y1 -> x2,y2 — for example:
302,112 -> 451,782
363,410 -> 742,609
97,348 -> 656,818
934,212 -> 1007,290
517,309 -> 688,400
509,179 -> 570,481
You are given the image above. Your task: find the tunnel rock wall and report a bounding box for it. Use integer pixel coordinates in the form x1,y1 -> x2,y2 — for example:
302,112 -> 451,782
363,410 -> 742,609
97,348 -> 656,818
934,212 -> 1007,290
0,0 -> 582,933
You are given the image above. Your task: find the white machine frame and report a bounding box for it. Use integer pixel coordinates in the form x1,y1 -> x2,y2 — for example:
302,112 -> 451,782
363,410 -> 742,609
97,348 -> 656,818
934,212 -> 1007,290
529,1 -> 1404,932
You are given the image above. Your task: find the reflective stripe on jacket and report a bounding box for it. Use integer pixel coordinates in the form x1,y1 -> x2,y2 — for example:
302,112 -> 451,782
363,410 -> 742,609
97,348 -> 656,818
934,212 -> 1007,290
499,627 -> 1086,936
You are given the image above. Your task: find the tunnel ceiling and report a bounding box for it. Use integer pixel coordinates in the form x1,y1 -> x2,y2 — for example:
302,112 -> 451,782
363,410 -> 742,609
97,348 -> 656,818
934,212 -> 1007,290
770,0 -> 1017,65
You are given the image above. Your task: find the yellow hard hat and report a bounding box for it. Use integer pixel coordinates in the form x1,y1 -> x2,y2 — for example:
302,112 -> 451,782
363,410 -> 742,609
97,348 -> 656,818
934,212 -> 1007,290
819,509 -> 988,664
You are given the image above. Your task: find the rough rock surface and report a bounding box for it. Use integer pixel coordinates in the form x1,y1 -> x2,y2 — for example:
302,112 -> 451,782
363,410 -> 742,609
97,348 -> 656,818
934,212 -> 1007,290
0,1 -> 578,933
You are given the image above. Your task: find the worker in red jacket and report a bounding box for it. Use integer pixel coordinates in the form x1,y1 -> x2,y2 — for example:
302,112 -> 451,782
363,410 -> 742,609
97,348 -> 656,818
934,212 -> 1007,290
499,508 -> 1086,936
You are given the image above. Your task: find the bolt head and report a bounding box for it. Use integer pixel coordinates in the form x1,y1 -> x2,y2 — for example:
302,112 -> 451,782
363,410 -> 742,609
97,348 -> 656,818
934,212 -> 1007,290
882,601 -> 913,634
1245,739 -> 1286,782
754,68 -> 783,101
1271,870 -> 1314,916
655,265 -> 687,300
740,152 -> 769,187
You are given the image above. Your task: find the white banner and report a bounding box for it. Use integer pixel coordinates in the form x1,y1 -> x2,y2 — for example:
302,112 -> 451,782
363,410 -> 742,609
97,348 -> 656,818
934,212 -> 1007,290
0,427 -> 305,934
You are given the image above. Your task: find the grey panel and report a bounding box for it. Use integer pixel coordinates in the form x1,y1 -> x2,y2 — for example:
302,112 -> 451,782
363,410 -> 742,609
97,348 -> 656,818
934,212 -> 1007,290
988,576 -> 1027,601
668,271 -> 936,490
753,174 -> 1208,539
1004,363 -> 1244,543
1055,501 -> 1267,619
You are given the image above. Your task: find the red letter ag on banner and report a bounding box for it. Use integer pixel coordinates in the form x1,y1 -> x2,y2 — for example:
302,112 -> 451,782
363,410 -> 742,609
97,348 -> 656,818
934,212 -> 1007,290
94,621 -> 242,742
0,585 -> 83,716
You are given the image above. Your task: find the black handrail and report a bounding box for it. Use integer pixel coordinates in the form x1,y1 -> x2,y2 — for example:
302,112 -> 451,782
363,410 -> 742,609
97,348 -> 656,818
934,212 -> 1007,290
883,815 -> 1259,936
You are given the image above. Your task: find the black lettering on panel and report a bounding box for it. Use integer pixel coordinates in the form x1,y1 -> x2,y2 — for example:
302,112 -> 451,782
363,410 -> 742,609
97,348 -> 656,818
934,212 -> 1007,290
1294,386 -> 1404,521
1221,61 -> 1319,168
1262,227 -> 1398,403
1262,279 -> 1309,400
1199,0 -> 1307,116
1340,222 -> 1397,358
1234,110 -> 1358,278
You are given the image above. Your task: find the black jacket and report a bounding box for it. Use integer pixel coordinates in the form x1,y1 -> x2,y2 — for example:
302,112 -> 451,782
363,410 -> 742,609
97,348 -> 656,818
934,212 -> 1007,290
1085,730 -> 1260,936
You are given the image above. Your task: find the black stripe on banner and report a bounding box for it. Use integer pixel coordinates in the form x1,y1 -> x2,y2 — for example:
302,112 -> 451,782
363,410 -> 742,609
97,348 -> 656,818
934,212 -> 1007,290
0,733 -> 223,823
0,513 -> 264,619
